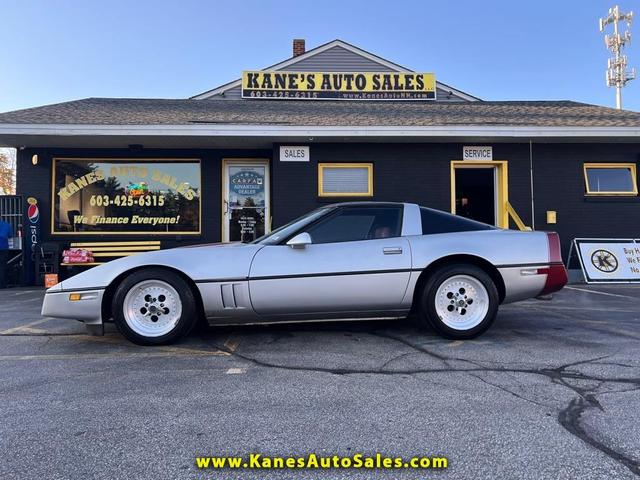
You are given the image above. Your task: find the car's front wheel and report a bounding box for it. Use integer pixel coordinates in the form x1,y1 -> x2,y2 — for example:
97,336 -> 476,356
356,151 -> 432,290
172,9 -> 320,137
419,264 -> 498,339
112,268 -> 198,345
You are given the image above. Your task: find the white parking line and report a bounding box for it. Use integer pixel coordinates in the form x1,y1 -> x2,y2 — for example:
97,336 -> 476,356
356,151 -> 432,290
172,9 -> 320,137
565,286 -> 637,300
225,367 -> 247,375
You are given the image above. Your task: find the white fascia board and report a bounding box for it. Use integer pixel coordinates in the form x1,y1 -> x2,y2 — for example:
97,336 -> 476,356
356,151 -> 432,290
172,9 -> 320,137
1,124 -> 640,138
434,81 -> 481,101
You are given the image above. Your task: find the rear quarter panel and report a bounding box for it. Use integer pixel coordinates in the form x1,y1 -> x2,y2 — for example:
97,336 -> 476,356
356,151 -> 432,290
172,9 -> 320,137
407,230 -> 550,304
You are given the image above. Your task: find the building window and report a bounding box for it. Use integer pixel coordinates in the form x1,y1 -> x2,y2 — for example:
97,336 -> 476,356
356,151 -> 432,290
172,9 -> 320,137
52,158 -> 201,234
318,163 -> 373,197
583,163 -> 638,195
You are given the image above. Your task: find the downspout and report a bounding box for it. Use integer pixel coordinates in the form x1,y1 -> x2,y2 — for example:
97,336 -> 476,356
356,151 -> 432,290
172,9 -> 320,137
529,140 -> 535,230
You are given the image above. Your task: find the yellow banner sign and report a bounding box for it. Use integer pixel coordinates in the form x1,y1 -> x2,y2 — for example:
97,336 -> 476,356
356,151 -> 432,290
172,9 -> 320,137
242,71 -> 436,100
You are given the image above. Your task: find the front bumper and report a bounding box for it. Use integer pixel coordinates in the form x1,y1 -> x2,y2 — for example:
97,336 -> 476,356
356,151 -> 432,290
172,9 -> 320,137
41,289 -> 105,325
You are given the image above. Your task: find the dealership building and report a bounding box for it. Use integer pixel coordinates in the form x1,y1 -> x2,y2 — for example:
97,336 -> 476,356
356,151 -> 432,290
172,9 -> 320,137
0,39 -> 639,284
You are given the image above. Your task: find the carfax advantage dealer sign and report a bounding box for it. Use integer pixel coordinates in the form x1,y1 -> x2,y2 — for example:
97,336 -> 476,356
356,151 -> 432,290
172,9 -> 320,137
241,71 -> 436,100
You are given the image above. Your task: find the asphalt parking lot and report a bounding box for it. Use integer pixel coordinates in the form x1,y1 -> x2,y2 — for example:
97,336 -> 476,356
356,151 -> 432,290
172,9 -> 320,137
0,285 -> 639,479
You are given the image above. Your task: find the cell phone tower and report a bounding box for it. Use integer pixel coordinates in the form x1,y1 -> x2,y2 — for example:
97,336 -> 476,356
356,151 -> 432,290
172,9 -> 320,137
600,5 -> 636,109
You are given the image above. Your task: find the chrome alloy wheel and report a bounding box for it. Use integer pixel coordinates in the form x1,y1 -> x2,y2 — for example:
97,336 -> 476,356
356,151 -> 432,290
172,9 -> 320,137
434,274 -> 489,331
123,279 -> 183,337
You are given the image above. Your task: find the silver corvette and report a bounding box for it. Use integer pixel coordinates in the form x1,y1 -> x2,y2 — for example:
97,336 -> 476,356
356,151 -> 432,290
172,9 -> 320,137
42,202 -> 568,345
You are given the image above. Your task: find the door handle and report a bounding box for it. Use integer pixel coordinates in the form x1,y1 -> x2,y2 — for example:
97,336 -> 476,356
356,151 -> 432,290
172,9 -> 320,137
383,247 -> 403,255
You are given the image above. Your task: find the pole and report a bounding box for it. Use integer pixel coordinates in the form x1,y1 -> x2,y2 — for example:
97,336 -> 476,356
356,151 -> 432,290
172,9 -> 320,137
616,86 -> 622,109
600,5 -> 635,110
529,140 -> 535,231
613,6 -> 622,109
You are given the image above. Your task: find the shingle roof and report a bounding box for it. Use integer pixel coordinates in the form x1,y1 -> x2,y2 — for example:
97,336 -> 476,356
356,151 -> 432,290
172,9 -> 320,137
0,98 -> 639,127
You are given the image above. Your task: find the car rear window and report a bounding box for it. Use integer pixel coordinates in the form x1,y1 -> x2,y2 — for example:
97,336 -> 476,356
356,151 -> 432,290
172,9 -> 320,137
420,207 -> 495,235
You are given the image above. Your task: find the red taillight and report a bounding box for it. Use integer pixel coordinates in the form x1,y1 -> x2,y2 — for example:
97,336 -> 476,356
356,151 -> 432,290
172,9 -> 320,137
540,232 -> 568,295
546,232 -> 562,263
539,264 -> 568,295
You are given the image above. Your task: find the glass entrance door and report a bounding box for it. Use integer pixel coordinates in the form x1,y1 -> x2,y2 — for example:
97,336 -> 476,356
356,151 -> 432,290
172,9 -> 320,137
223,160 -> 270,242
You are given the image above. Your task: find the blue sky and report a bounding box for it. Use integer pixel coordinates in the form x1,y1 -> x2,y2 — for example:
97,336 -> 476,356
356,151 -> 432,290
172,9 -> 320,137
0,0 -> 638,112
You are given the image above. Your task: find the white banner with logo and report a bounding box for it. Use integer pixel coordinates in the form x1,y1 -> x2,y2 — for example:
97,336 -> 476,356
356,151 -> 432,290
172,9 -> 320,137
574,239 -> 640,283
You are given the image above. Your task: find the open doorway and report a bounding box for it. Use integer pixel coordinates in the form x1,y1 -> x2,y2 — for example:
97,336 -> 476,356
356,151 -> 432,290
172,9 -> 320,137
454,167 -> 496,225
450,161 -> 509,228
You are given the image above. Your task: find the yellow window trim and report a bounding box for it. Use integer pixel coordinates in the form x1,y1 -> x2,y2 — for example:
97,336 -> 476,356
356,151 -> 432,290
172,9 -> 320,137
70,241 -> 161,247
318,163 -> 374,197
583,162 -> 638,196
91,251 -> 153,257
70,246 -> 161,252
450,161 -> 509,229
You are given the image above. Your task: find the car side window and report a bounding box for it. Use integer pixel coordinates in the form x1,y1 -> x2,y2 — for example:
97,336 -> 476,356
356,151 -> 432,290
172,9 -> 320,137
420,207 -> 495,234
305,206 -> 403,244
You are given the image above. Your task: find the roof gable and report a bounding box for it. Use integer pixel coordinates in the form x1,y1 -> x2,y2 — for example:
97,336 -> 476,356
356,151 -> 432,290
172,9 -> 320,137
191,39 -> 480,102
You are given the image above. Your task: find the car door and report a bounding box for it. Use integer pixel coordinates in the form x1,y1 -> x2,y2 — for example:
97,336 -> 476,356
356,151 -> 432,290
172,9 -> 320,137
248,205 -> 412,317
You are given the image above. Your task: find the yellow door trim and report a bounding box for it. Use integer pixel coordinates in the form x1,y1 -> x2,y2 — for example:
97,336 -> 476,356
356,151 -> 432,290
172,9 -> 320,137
221,158 -> 271,242
450,160 -> 509,228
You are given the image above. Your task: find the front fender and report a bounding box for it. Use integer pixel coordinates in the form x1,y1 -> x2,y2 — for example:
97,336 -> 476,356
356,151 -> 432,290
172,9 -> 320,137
53,243 -> 263,292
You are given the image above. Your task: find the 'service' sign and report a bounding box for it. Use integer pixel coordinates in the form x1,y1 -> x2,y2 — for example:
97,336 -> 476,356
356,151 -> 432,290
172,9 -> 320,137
463,146 -> 493,161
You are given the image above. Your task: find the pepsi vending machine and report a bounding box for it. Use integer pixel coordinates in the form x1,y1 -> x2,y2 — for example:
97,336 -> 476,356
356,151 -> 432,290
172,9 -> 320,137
24,197 -> 40,286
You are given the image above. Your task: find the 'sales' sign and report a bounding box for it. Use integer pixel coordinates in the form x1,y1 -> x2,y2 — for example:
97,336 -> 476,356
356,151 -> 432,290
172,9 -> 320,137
241,71 -> 436,100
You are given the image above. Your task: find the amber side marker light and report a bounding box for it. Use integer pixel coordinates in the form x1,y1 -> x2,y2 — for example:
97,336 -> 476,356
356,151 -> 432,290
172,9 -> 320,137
69,293 -> 82,301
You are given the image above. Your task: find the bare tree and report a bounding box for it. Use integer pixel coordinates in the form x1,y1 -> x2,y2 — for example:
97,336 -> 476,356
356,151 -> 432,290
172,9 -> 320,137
0,148 -> 16,195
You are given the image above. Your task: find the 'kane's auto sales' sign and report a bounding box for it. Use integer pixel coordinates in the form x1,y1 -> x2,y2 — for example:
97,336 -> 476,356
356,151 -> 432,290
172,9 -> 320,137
242,71 -> 436,100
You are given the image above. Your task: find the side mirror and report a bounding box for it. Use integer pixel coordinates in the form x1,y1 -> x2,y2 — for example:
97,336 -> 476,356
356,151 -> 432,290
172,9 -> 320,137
286,232 -> 312,249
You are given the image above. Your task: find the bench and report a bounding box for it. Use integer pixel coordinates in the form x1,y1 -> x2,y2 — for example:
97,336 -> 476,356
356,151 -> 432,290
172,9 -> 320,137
60,240 -> 162,266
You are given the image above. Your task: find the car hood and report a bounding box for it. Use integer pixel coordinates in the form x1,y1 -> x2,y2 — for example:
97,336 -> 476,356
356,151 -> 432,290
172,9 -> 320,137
52,242 -> 263,292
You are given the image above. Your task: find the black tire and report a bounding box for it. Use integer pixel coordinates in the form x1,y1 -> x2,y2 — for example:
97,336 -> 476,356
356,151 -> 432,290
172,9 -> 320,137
418,263 -> 499,340
112,268 -> 198,346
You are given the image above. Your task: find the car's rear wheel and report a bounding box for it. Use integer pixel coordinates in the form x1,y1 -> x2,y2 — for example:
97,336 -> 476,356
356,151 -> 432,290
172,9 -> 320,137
419,264 -> 498,339
112,268 -> 198,345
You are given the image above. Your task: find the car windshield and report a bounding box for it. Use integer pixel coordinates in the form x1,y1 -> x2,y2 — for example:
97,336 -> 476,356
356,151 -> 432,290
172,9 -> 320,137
251,207 -> 332,245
